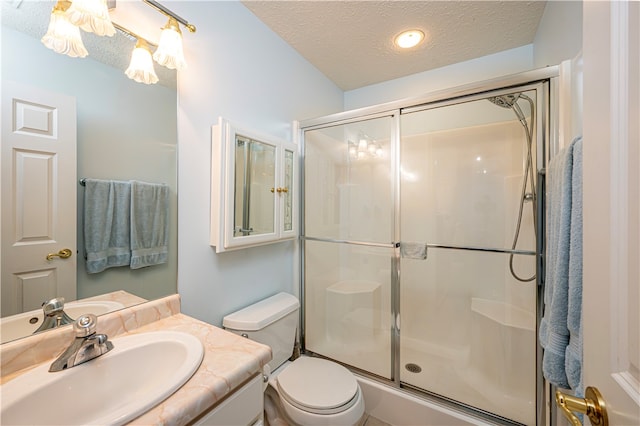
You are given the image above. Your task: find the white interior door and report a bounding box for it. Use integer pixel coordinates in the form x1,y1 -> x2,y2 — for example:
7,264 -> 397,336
582,1 -> 640,425
1,81 -> 77,316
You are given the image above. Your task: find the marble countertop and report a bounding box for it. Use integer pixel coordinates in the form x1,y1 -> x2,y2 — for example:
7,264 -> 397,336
0,294 -> 273,426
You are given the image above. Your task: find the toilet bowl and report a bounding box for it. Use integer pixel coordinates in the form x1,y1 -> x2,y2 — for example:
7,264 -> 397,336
223,293 -> 365,426
268,357 -> 364,425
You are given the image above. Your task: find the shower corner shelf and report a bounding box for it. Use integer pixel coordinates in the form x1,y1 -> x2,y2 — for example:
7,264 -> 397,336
470,298 -> 535,331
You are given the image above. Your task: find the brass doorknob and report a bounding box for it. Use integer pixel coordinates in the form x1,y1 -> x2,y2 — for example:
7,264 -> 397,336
276,187 -> 289,193
46,248 -> 73,261
556,386 -> 608,426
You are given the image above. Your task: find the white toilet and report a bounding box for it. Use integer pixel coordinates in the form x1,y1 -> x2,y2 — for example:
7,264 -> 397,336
223,292 -> 365,426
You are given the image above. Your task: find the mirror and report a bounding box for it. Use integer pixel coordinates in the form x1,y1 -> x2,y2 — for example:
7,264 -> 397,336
1,2 -> 178,342
234,135 -> 276,237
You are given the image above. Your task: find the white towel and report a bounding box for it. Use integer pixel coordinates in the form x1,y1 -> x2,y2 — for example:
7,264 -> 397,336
130,180 -> 170,269
539,136 -> 583,392
84,179 -> 131,274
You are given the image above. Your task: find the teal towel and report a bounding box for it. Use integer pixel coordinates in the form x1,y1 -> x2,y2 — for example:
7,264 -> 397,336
539,137 -> 583,392
84,179 -> 131,274
130,180 -> 169,269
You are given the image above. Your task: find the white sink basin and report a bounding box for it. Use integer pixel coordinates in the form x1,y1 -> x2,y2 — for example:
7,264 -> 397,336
0,300 -> 125,344
1,330 -> 204,425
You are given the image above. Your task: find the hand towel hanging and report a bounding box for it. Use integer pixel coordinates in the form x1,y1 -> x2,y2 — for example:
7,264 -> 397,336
130,180 -> 170,269
83,179 -> 132,273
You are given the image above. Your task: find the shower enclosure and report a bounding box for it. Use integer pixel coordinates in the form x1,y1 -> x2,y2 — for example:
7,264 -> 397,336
301,72 -> 554,425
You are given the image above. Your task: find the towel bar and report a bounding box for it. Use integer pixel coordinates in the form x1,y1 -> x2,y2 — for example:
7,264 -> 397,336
302,237 -> 536,256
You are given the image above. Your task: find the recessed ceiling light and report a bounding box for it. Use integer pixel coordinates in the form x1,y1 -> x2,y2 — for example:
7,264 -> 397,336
394,29 -> 425,49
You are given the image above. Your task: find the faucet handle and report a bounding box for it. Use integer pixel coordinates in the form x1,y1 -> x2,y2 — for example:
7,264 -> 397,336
73,314 -> 98,337
42,297 -> 66,316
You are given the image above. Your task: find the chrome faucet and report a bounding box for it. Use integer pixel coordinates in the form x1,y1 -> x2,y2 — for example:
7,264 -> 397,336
49,314 -> 113,372
33,297 -> 75,334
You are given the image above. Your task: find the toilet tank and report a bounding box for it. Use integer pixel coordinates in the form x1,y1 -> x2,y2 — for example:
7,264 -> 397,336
222,292 -> 300,371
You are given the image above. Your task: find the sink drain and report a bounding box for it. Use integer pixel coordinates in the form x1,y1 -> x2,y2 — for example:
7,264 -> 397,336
405,363 -> 422,373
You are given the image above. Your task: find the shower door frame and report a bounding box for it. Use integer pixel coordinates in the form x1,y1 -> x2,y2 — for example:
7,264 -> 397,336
299,66 -> 560,426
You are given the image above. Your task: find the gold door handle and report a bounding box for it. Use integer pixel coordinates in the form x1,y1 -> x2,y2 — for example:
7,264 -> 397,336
556,387 -> 608,426
276,187 -> 289,193
270,188 -> 275,193
46,248 -> 73,261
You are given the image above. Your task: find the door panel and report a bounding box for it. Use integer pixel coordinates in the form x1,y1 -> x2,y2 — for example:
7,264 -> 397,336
304,115 -> 395,379
399,90 -> 540,425
1,81 -> 77,316
304,116 -> 394,244
581,2 -> 640,424
304,240 -> 393,379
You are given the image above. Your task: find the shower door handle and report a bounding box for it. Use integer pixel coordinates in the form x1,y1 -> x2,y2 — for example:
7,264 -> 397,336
555,387 -> 608,426
399,242 -> 427,260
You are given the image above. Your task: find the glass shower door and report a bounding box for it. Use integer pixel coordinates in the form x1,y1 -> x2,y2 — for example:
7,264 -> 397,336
303,115 -> 395,379
399,91 -> 539,425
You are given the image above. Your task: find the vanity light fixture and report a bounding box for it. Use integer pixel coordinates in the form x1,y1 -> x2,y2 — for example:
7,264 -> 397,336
41,0 -> 195,83
125,39 -> 159,85
65,0 -> 116,37
41,0 -> 88,58
394,29 -> 425,49
153,17 -> 187,70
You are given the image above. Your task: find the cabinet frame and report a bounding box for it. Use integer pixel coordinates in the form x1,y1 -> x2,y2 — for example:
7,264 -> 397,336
211,117 -> 297,252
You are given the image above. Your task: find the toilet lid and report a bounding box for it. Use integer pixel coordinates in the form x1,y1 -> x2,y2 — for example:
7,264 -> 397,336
276,357 -> 359,414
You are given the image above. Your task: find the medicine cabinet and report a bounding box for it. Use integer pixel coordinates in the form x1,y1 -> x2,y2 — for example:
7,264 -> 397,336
211,118 -> 297,252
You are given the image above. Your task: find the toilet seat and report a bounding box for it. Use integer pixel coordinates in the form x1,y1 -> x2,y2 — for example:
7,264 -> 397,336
276,357 -> 360,415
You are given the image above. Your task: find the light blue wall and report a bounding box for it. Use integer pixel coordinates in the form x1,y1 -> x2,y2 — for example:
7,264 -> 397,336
344,45 -> 534,110
533,1 -> 583,68
172,1 -> 343,326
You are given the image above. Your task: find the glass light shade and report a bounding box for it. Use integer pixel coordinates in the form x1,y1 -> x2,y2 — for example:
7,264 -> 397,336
65,0 -> 115,36
153,18 -> 187,70
125,40 -> 159,85
367,142 -> 377,155
41,2 -> 88,58
348,144 -> 357,159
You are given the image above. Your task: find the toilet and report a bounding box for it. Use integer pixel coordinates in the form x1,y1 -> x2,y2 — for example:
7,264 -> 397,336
223,292 -> 365,426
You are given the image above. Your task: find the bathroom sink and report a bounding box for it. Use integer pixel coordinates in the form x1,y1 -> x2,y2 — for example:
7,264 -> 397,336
0,300 -> 125,344
1,330 -> 204,425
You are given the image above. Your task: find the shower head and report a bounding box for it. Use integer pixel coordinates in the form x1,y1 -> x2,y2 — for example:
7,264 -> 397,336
488,92 -> 529,127
487,93 -> 521,108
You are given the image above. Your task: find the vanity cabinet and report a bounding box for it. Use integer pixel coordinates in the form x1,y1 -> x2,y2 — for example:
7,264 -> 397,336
191,374 -> 263,426
211,118 -> 297,252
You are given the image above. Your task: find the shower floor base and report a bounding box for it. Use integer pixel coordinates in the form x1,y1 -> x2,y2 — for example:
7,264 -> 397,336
400,342 -> 534,425
356,373 -> 494,426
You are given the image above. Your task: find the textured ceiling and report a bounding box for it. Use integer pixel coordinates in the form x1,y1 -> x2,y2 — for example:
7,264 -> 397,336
4,1 -> 547,92
242,1 -> 547,91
